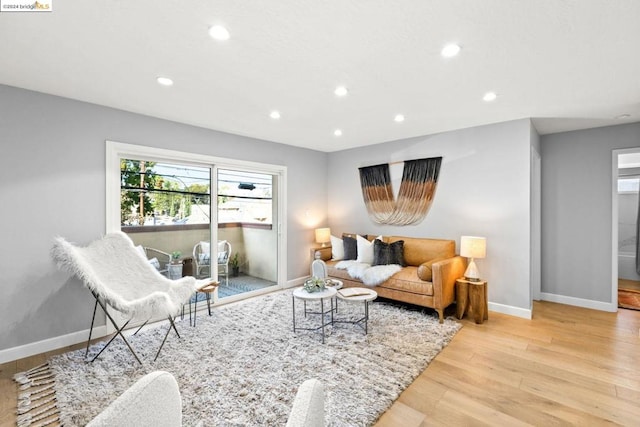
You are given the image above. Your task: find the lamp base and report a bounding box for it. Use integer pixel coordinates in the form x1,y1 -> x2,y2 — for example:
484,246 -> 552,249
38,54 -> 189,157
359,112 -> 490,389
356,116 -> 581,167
464,259 -> 481,282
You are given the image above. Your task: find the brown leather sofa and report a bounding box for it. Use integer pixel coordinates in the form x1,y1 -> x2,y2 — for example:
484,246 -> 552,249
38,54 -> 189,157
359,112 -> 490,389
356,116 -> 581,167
312,236 -> 466,323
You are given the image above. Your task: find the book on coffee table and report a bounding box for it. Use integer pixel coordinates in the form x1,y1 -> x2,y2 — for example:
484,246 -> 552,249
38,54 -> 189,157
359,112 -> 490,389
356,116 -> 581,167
338,288 -> 371,298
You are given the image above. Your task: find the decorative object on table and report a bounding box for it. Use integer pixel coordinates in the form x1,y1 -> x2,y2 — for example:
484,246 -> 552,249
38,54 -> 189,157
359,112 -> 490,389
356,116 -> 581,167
171,251 -> 182,263
310,256 -> 328,279
358,157 -> 442,225
229,252 -> 241,277
303,276 -> 326,293
460,236 -> 486,281
323,278 -> 342,289
314,227 -> 331,247
13,291 -> 460,426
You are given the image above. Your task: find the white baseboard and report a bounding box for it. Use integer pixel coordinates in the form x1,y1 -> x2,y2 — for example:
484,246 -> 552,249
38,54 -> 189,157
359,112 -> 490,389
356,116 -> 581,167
0,325 -> 108,365
540,292 -> 617,312
488,302 -> 532,319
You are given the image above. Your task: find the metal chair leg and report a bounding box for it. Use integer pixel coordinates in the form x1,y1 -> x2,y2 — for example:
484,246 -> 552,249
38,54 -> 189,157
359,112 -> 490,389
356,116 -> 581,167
85,299 -> 98,358
155,317 -> 180,361
89,295 -> 142,365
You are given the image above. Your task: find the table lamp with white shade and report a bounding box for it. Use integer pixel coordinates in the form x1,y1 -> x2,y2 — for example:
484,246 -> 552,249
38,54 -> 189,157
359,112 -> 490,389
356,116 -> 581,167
460,236 -> 486,281
315,227 -> 331,247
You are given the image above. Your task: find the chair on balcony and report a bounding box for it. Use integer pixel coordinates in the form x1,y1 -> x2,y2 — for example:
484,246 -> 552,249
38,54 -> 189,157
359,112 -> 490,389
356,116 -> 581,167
52,232 -> 212,363
135,245 -> 172,277
193,240 -> 232,286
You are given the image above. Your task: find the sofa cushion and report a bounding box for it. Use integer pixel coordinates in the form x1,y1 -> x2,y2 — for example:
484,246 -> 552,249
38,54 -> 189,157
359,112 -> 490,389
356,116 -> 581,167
326,261 -> 354,281
382,266 -> 434,296
343,236 -> 357,260
356,235 -> 381,264
417,257 -> 446,281
326,262 -> 434,296
372,239 -> 406,266
330,235 -> 344,260
390,236 -> 455,266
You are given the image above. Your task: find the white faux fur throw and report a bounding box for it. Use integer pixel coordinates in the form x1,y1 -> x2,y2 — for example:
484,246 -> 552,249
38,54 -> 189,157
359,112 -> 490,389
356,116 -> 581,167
51,232 -> 207,318
334,260 -> 402,286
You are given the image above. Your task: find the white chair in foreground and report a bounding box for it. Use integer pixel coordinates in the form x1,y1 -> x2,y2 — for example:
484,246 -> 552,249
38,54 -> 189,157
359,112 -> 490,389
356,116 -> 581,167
286,378 -> 325,427
52,232 -> 212,363
87,371 -> 181,427
88,374 -> 323,427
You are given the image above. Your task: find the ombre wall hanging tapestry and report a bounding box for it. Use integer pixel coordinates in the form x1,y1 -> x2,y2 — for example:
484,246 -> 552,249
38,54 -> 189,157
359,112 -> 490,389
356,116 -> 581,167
359,157 -> 442,225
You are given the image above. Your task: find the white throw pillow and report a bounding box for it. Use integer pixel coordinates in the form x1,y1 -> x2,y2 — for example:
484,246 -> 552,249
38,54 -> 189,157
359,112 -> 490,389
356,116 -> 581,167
148,257 -> 161,270
356,235 -> 382,264
330,235 -> 344,260
200,241 -> 210,254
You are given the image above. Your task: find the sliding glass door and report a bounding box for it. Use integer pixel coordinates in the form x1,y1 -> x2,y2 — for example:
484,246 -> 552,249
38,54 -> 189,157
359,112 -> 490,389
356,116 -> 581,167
106,141 -> 287,331
215,168 -> 278,300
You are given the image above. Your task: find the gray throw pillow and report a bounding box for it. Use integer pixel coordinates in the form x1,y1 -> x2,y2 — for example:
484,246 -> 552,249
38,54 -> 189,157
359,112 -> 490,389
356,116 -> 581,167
373,239 -> 406,266
343,236 -> 358,260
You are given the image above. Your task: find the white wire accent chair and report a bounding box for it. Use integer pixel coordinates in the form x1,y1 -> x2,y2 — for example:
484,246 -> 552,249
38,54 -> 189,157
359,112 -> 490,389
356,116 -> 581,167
193,240 -> 232,286
52,232 -> 210,363
136,245 -> 172,277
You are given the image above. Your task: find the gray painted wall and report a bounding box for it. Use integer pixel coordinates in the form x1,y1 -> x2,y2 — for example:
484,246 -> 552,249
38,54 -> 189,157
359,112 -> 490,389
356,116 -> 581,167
327,119 -> 534,313
540,122 -> 640,303
0,85 -> 327,350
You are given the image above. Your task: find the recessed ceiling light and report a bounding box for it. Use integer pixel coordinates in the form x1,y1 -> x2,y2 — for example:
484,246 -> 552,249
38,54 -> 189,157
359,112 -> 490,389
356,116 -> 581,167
483,92 -> 497,102
615,114 -> 631,120
209,25 -> 230,41
334,129 -> 343,137
270,111 -> 281,120
334,86 -> 348,97
441,44 -> 461,58
156,76 -> 173,86
394,114 -> 405,123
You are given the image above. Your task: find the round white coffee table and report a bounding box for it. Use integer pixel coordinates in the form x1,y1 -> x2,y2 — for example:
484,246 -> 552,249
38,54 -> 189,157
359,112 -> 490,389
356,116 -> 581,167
292,287 -> 337,343
335,287 -> 378,334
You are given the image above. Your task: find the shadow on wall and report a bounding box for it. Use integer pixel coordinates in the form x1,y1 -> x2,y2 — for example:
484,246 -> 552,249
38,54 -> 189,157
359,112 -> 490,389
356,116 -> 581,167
0,270 -> 96,350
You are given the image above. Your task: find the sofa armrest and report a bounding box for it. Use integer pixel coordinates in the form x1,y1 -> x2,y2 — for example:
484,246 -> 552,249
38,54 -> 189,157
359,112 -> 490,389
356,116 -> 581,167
310,247 -> 332,263
431,256 -> 466,318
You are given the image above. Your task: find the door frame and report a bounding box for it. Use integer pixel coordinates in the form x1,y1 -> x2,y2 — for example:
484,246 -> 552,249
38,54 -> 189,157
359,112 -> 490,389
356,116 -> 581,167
610,147 -> 640,310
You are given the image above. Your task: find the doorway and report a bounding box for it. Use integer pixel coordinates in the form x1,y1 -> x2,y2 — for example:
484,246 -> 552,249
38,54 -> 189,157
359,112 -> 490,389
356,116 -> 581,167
614,149 -> 640,311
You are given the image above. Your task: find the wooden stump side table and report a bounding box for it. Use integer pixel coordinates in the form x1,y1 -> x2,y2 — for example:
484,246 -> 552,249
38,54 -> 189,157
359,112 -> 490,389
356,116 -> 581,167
456,278 -> 488,324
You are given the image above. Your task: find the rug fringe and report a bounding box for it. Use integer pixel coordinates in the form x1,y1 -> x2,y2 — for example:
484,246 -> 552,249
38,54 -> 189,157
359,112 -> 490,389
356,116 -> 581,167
13,363 -> 61,427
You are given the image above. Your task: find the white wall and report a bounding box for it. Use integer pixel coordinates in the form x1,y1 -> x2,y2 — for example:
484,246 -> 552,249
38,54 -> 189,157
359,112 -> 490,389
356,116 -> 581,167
327,119 -> 534,316
541,122 -> 640,307
0,84 -> 327,355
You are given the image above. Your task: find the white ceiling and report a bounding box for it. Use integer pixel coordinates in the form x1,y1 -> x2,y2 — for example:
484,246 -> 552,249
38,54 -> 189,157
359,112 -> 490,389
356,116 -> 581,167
1,1 -> 639,152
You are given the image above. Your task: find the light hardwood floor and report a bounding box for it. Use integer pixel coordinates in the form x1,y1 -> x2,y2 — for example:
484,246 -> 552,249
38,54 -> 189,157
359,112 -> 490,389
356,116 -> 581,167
2,301 -> 639,426
619,278 -> 640,292
375,301 -> 640,426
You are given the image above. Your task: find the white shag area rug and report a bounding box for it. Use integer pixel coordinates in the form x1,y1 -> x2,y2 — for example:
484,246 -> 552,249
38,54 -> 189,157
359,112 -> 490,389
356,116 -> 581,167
30,290 -> 461,426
